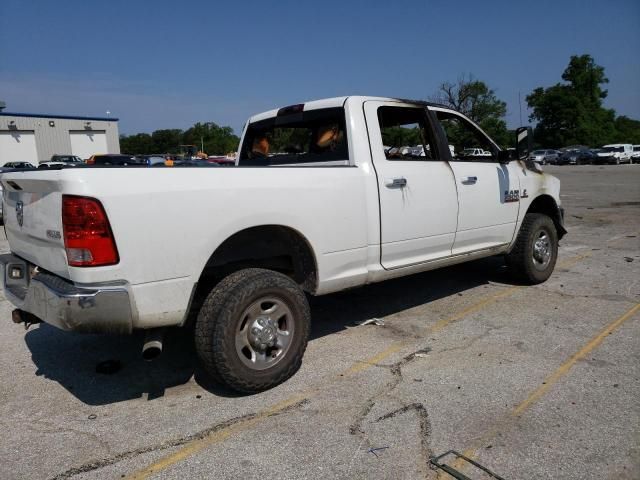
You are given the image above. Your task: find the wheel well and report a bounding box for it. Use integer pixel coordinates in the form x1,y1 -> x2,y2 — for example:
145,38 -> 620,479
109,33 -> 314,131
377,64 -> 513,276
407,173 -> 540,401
187,226 -> 318,324
526,195 -> 566,238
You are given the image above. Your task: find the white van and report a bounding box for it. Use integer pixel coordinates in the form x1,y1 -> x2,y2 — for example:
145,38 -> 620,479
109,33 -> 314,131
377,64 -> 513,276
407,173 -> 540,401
597,144 -> 633,164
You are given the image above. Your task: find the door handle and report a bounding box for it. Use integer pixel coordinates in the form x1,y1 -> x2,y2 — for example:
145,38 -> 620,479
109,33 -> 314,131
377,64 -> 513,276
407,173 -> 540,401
385,177 -> 407,188
461,176 -> 478,184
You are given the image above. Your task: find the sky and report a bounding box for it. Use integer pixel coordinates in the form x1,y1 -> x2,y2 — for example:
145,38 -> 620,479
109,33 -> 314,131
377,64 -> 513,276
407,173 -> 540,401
1,0 -> 638,135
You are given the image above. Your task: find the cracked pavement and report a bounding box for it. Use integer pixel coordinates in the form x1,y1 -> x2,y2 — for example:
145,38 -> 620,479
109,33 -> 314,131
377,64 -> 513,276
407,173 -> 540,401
1,165 -> 639,479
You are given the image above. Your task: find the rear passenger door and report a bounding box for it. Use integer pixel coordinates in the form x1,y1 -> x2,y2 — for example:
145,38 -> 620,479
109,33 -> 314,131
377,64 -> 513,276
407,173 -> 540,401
430,108 -> 520,255
364,101 -> 459,269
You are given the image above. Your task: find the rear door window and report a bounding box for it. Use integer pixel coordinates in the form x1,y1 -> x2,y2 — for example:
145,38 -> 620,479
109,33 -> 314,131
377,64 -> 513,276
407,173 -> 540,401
238,107 -> 349,166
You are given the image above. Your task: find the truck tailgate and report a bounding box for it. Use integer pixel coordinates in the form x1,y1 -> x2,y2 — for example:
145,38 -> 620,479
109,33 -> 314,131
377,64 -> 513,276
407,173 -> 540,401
1,176 -> 69,278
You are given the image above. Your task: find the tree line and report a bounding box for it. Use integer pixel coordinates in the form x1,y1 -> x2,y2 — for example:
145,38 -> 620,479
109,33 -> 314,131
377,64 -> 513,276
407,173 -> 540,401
431,54 -> 639,149
120,54 -> 639,155
120,122 -> 239,156
526,54 -> 639,147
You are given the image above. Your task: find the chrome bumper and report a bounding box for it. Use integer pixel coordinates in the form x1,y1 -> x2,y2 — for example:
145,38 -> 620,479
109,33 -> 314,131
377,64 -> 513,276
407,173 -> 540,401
0,253 -> 133,334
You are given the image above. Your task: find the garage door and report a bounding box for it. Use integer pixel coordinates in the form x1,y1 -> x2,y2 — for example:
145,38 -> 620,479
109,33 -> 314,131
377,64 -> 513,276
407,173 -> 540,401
70,130 -> 108,160
0,130 -> 38,166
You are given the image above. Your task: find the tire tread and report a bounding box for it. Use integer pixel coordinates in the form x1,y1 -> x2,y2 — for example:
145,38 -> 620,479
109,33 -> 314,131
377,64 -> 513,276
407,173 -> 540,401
195,268 -> 310,393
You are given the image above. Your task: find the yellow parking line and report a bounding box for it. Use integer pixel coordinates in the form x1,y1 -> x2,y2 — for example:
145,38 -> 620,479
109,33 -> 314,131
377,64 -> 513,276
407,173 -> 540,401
513,302 -> 639,416
128,251 -> 593,479
125,394 -> 308,480
556,250 -> 591,269
429,286 -> 521,335
444,302 -> 640,475
606,231 -> 638,246
344,341 -> 406,375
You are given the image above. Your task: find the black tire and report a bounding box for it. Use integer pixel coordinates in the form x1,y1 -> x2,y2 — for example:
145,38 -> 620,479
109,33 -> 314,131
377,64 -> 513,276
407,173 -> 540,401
506,213 -> 558,284
195,268 -> 310,393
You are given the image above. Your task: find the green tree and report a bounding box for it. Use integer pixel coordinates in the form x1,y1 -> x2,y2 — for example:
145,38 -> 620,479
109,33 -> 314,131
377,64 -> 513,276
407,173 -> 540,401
151,129 -> 184,154
612,116 -> 640,144
120,133 -> 154,154
526,54 -> 618,147
183,122 -> 240,155
432,74 -> 510,147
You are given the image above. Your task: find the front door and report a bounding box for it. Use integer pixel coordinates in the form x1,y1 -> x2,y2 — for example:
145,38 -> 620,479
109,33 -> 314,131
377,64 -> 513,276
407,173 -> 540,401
430,108 -> 520,254
364,101 -> 459,269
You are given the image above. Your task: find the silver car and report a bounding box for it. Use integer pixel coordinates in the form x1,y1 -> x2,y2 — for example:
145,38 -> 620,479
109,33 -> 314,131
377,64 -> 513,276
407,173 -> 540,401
529,149 -> 561,165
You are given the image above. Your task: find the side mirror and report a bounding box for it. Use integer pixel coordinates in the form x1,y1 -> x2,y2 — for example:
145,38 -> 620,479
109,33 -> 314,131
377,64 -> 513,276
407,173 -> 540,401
516,126 -> 533,160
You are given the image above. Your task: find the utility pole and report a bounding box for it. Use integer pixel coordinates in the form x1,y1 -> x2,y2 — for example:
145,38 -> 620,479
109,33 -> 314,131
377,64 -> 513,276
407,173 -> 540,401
518,91 -> 523,126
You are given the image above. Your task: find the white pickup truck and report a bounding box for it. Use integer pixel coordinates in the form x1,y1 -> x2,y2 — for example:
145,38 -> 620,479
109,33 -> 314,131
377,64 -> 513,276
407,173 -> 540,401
0,96 -> 566,392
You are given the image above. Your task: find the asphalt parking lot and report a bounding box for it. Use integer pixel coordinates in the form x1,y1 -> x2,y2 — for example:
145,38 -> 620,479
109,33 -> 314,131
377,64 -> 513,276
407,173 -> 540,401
0,165 -> 638,480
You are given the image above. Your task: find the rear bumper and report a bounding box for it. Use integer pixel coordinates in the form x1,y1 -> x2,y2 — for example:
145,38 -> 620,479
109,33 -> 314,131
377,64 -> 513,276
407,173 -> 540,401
0,253 -> 133,334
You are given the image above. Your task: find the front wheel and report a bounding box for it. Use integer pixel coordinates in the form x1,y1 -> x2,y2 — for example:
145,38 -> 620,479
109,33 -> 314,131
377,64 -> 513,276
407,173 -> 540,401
506,213 -> 558,284
195,268 -> 310,393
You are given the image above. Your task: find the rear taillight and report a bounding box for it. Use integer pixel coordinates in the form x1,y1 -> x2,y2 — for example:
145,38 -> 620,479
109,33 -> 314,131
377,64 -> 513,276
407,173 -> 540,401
62,195 -> 119,267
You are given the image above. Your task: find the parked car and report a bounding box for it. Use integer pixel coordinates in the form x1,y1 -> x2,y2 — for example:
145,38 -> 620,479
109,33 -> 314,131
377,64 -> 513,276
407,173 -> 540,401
136,155 -> 168,167
39,155 -> 84,169
2,162 -> 36,169
557,149 -> 598,165
529,149 -> 560,165
460,147 -> 492,159
0,96 -> 565,393
595,144 -> 633,164
207,156 -> 236,166
631,145 -> 640,162
86,154 -> 139,166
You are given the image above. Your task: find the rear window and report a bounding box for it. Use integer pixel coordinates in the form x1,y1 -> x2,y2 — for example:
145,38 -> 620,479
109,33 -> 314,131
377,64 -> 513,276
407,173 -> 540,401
238,107 -> 349,166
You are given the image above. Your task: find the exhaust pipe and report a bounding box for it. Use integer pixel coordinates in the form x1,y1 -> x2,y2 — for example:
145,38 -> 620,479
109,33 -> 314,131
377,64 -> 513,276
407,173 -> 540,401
12,309 -> 24,324
142,328 -> 164,361
12,309 -> 41,326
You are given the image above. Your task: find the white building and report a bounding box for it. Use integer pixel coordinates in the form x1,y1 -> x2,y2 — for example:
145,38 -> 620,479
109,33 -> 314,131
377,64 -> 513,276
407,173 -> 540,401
0,112 -> 120,166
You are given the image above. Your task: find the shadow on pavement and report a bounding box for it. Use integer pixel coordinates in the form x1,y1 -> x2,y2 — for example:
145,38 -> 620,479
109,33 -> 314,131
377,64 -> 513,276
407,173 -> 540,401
24,256 -> 513,405
24,324 -> 243,405
309,256 -> 512,340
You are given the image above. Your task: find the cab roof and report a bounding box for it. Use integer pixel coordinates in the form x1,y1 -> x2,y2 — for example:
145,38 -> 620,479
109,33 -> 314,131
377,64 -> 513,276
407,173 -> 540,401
247,96 -> 451,123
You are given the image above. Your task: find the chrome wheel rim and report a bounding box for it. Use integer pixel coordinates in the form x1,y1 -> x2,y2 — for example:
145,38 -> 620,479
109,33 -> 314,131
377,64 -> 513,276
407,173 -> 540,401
532,229 -> 552,270
235,296 -> 294,371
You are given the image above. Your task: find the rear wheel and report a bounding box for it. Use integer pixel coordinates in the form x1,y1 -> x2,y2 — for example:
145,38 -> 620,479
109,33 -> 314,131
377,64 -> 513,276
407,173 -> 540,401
195,268 -> 310,393
506,213 -> 558,284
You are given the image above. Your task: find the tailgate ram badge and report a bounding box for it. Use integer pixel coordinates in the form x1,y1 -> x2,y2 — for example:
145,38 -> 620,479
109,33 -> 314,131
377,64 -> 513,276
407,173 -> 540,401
16,201 -> 24,227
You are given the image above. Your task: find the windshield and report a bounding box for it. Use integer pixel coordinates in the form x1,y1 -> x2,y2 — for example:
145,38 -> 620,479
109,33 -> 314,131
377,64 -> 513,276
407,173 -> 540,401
603,146 -> 624,152
239,107 -> 349,166
532,150 -> 545,155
